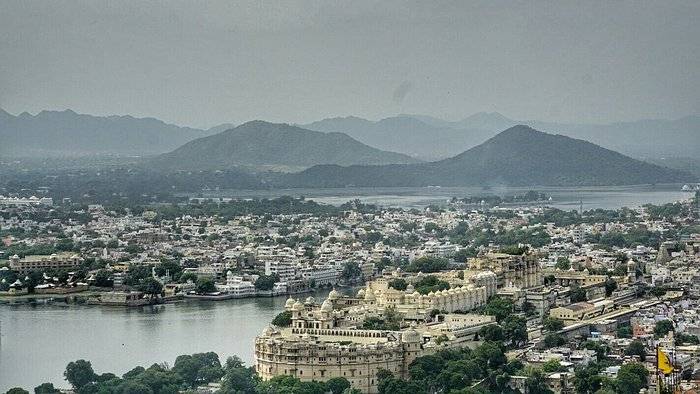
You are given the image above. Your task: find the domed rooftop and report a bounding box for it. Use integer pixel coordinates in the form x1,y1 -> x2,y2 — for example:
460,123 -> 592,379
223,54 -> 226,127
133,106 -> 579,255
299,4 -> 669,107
357,288 -> 366,297
402,328 -> 421,343
305,296 -> 316,304
364,288 -> 376,301
285,297 -> 296,309
320,298 -> 333,313
328,288 -> 340,300
261,325 -> 279,336
292,300 -> 304,311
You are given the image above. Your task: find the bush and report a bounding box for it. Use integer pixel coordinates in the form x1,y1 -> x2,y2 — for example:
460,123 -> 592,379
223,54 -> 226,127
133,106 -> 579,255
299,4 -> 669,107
388,278 -> 407,291
406,257 -> 449,273
194,277 -> 216,294
272,310 -> 292,327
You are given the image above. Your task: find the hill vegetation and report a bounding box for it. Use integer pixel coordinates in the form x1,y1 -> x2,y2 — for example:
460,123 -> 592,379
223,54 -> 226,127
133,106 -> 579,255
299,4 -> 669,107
305,112 -> 700,160
153,120 -> 419,170
283,125 -> 694,187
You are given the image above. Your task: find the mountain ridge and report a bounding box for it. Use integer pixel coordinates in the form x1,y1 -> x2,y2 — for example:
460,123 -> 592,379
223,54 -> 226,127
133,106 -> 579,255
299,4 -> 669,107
304,112 -> 700,160
282,125 -> 695,188
0,108 -> 216,157
151,120 -> 420,170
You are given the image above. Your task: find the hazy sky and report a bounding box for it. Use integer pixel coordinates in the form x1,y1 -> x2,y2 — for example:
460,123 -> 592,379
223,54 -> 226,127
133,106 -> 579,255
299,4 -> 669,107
1,1 -> 699,128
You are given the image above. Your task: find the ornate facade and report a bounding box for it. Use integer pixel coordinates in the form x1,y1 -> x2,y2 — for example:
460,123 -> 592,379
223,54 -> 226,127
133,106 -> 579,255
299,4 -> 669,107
254,268 -> 499,393
469,252 -> 542,289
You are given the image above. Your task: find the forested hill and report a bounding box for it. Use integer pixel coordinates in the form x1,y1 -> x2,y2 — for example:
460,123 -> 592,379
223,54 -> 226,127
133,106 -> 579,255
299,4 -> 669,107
281,125 -> 695,187
152,120 -> 420,171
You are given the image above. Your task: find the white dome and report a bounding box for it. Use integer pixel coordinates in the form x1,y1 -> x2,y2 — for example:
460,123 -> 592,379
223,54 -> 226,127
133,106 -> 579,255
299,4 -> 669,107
321,299 -> 333,312
285,297 -> 296,308
328,288 -> 340,300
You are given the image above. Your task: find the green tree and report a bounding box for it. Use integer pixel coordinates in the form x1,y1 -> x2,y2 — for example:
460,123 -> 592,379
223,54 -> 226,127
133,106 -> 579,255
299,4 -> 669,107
543,317 -> 564,332
479,324 -> 504,342
555,257 -> 571,270
574,363 -> 605,394
64,360 -> 97,389
115,381 -> 152,394
196,277 -> 217,294
525,369 -> 554,394
604,278 -> 618,296
414,275 -> 450,295
569,287 -> 587,303
654,320 -> 674,338
388,278 -> 407,291
93,269 -> 113,287
6,389 -> 30,394
502,315 -> 528,346
543,333 -> 566,349
271,310 -> 292,327
137,277 -> 163,299
220,356 -> 256,394
617,325 -> 633,338
172,352 -> 222,388
326,377 -> 351,394
542,359 -> 566,373
650,286 -> 667,299
482,297 -> 514,323
406,256 -> 449,273
340,262 -> 362,281
33,383 -> 59,394
676,333 -> 700,345
624,340 -> 646,361
615,362 -> 649,394
179,272 -> 198,283
253,274 -> 278,291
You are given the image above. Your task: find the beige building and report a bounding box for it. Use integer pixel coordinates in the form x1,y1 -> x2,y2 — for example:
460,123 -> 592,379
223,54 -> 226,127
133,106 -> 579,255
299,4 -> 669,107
255,269 -> 499,393
469,252 -> 542,289
549,299 -> 613,323
9,253 -> 83,274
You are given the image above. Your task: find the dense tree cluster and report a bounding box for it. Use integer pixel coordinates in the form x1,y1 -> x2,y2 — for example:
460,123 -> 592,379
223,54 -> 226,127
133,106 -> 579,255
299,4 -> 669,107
376,342 -> 535,394
405,256 -> 450,273
413,275 -> 451,295
9,353 -> 361,394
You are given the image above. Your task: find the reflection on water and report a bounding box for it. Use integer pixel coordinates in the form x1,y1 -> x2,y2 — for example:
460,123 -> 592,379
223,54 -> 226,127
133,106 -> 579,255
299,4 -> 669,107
0,288 -> 344,391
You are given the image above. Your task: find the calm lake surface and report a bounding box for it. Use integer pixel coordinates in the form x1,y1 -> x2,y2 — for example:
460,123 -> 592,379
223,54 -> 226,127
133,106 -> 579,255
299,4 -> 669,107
1,185 -> 696,390
191,184 -> 695,210
0,290 -> 343,391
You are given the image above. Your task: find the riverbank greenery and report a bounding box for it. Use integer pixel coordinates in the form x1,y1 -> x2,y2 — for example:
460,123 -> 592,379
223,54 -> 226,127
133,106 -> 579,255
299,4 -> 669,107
11,352 -> 359,394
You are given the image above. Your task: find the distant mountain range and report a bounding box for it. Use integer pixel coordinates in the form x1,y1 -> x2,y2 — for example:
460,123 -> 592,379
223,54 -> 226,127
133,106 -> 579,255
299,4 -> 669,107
151,120 -> 419,171
0,109 -> 228,157
282,125 -> 694,187
303,113 -> 700,160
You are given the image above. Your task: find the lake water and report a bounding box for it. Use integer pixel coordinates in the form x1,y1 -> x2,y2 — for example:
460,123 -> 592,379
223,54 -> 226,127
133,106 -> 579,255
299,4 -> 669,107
0,289 -> 344,391
190,184 -> 695,210
1,185 -> 696,390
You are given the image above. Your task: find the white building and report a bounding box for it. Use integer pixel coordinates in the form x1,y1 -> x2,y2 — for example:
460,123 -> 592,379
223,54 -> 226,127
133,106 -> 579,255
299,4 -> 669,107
300,264 -> 339,287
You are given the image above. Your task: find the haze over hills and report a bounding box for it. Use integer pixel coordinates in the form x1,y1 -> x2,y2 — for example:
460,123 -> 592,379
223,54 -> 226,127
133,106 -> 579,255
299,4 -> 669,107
0,108 -> 219,157
283,125 -> 695,188
304,112 -> 700,161
303,116 -> 495,161
152,120 -> 420,171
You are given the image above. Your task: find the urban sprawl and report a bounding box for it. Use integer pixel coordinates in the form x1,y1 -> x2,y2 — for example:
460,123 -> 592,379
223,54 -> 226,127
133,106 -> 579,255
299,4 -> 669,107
2,192 -> 700,394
